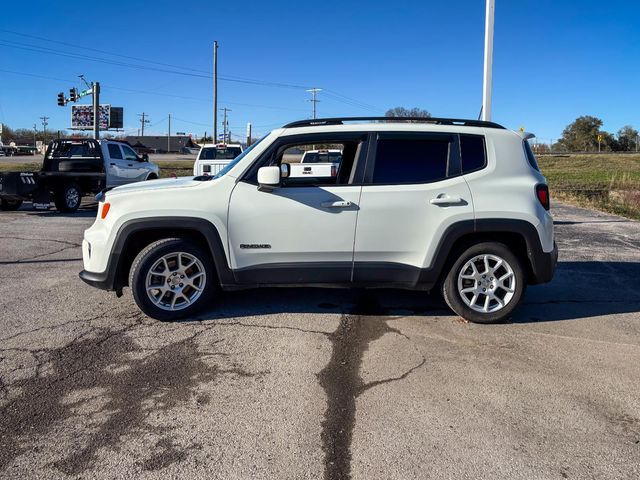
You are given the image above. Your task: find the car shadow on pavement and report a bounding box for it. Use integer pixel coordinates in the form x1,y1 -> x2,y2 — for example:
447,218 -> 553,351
4,201 -> 98,218
189,261 -> 640,325
192,287 -> 451,322
513,261 -> 640,323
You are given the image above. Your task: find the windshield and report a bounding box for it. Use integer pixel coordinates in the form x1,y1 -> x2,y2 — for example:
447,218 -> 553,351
212,136 -> 268,179
200,146 -> 242,160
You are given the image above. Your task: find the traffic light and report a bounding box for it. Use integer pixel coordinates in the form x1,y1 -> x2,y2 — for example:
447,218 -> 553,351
57,92 -> 65,107
69,88 -> 78,102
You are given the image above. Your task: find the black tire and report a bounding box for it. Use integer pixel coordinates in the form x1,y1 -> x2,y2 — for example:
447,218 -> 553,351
442,242 -> 526,324
129,238 -> 217,321
54,183 -> 82,213
146,174 -> 158,180
0,198 -> 23,211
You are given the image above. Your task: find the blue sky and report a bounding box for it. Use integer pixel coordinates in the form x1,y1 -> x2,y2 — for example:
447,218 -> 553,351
0,0 -> 638,143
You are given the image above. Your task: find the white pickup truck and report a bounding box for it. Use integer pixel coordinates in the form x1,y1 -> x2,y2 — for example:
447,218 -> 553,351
193,144 -> 243,176
288,149 -> 342,179
0,138 -> 159,212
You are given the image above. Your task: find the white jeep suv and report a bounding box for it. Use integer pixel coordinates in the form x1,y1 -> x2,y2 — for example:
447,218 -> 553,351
80,117 -> 557,323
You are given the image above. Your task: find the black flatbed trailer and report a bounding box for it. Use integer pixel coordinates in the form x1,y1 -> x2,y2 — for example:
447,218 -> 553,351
0,139 -> 107,213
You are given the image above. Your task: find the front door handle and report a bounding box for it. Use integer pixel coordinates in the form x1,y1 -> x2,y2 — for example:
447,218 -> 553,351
430,195 -> 464,205
321,200 -> 353,208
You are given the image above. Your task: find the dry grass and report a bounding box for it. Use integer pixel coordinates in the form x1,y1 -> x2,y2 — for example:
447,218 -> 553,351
538,154 -> 640,220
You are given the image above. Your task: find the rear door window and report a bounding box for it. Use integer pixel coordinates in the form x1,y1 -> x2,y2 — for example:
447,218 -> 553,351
108,144 -> 123,159
371,135 -> 450,184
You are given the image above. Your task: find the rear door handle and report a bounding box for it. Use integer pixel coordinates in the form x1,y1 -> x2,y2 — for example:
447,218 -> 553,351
127,163 -> 133,167
430,195 -> 464,205
110,163 -> 116,166
321,200 -> 353,208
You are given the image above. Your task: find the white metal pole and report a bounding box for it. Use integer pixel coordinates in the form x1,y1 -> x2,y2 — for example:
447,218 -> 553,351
482,0 -> 495,121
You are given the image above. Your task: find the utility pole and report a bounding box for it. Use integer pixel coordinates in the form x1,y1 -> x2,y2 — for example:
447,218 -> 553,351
138,113 -> 150,136
213,41 -> 218,145
40,116 -> 49,145
482,0 -> 495,121
306,88 -> 322,119
221,107 -> 231,143
33,124 -> 37,148
167,113 -> 171,153
92,81 -> 101,139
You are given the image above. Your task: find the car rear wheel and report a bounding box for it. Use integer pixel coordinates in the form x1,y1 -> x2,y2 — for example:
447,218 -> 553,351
129,238 -> 216,321
54,182 -> 82,213
0,198 -> 23,211
442,242 -> 526,323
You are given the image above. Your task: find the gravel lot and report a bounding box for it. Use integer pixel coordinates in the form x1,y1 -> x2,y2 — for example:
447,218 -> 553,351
0,202 -> 639,479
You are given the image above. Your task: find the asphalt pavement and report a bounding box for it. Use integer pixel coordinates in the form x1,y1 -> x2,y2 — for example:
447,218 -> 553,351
0,202 -> 639,479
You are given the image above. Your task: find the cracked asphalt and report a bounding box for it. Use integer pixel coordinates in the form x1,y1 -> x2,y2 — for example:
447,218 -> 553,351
0,202 -> 639,479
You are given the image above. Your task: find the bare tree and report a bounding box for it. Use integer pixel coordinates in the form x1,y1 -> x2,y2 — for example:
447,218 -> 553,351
385,107 -> 431,118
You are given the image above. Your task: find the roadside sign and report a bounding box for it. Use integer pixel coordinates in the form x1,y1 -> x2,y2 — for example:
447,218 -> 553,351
70,105 -> 123,130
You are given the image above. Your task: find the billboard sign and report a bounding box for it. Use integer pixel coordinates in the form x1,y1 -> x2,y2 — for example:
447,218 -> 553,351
71,105 -> 123,130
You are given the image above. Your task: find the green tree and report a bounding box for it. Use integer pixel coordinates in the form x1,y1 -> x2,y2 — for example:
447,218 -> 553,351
557,115 -> 603,152
385,107 -> 431,118
616,125 -> 639,151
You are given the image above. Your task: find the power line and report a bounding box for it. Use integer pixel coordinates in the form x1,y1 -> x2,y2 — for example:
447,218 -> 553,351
0,39 -> 381,109
170,116 -> 211,127
0,28 -> 212,75
323,89 -> 381,112
0,39 -> 306,89
0,69 -> 308,113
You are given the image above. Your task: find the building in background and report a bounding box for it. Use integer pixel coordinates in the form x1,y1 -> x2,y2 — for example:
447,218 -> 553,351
125,135 -> 199,154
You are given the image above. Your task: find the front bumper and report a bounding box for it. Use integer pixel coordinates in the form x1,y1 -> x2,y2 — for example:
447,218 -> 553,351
79,269 -> 115,291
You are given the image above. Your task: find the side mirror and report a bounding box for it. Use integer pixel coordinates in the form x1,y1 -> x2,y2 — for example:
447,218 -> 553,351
141,153 -> 149,163
257,166 -> 281,191
280,163 -> 290,178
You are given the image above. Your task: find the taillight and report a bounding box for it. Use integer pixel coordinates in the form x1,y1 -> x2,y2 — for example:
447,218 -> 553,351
536,185 -> 550,210
331,165 -> 337,177
101,202 -> 111,219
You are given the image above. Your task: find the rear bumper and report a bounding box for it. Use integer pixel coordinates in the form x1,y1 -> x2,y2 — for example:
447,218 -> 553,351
529,241 -> 558,284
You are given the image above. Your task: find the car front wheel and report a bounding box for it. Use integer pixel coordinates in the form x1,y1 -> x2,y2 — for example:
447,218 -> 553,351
129,238 -> 216,321
442,242 -> 526,323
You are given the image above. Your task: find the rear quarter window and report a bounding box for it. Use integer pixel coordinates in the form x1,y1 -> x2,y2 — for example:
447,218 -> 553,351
460,134 -> 486,173
524,140 -> 540,171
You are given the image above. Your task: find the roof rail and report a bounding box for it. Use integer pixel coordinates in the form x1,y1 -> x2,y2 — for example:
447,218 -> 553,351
282,117 -> 505,129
